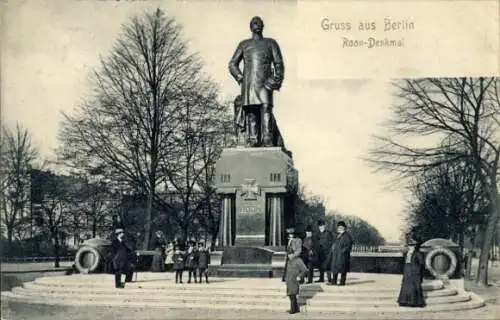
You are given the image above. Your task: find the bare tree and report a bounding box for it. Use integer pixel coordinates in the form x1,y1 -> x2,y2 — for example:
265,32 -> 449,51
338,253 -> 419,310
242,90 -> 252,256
160,88 -> 229,241
0,123 -> 38,252
367,77 -> 499,285
325,212 -> 386,246
31,170 -> 76,267
72,173 -> 114,239
58,9 -> 216,249
404,158 -> 488,250
196,106 -> 232,247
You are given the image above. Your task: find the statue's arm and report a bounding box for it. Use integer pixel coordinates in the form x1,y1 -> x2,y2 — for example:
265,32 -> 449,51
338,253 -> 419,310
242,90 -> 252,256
267,39 -> 285,90
228,42 -> 244,84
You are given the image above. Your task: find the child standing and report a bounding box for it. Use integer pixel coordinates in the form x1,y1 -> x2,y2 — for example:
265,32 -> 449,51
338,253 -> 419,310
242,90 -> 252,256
172,244 -> 185,284
197,242 -> 211,284
185,241 -> 198,283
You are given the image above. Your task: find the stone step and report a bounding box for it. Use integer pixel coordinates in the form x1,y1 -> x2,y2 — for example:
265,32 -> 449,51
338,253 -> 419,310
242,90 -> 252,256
32,276 -> 445,292
29,281 -> 443,293
0,291 -> 485,313
22,281 -> 458,298
9,285 -> 472,306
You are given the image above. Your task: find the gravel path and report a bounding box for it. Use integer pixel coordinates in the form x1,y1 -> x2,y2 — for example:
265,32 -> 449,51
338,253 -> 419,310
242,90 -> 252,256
1,300 -> 499,320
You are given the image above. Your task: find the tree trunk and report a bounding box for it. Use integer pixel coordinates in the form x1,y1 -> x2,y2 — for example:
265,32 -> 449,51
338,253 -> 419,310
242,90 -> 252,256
458,229 -> 465,254
183,223 -> 189,244
54,235 -> 60,268
7,228 -> 13,256
143,190 -> 154,250
92,216 -> 97,238
476,187 -> 499,286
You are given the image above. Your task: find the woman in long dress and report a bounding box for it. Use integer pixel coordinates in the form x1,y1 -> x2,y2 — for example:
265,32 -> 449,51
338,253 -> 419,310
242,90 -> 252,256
397,238 -> 426,307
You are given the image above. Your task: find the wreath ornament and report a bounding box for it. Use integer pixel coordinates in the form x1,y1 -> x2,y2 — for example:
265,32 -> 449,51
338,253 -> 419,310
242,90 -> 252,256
425,246 -> 458,279
74,246 -> 101,274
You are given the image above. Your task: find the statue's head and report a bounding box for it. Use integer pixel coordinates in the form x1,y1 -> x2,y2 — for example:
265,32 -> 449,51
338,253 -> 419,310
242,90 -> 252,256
249,16 -> 264,34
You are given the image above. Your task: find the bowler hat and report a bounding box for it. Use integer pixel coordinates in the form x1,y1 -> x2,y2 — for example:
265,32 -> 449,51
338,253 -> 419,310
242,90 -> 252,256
337,221 -> 347,228
306,225 -> 313,232
317,220 -> 326,226
407,237 -> 418,245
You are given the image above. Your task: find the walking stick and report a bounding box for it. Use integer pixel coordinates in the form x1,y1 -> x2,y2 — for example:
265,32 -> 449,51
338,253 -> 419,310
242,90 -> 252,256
135,251 -> 139,282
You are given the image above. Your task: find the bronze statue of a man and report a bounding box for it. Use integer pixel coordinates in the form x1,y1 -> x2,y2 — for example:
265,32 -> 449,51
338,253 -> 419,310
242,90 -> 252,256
229,16 -> 285,147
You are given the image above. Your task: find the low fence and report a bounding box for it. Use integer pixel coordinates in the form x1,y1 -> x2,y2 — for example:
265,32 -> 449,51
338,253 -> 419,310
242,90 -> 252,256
352,245 -> 403,253
0,256 -> 74,263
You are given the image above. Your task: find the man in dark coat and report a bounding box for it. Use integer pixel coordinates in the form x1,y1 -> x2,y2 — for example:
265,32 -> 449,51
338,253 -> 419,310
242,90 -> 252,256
285,229 -> 308,314
299,225 -> 314,284
328,221 -> 354,286
281,227 -> 295,282
111,229 -> 134,288
314,220 -> 334,282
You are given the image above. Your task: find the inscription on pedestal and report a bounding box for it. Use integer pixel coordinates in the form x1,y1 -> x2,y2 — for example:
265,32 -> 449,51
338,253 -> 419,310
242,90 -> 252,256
240,206 -> 259,214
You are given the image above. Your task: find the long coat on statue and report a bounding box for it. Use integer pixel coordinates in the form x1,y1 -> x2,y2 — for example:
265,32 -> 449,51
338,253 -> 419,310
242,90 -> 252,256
285,237 -> 308,296
329,231 -> 353,274
228,37 -> 284,107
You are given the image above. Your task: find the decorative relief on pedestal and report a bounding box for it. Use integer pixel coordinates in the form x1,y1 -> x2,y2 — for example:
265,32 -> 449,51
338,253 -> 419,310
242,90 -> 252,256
240,178 -> 261,200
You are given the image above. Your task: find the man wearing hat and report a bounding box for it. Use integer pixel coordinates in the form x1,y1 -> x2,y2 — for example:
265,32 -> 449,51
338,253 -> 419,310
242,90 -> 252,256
328,221 -> 354,286
313,220 -> 334,283
284,228 -> 308,314
299,225 -> 314,284
111,229 -> 134,288
281,227 -> 296,282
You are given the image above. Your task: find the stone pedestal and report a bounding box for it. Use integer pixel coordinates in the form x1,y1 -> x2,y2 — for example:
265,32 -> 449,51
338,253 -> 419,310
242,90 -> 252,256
215,147 -> 298,248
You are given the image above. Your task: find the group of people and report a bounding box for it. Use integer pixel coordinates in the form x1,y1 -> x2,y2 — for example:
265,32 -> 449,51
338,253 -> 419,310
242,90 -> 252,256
110,224 -> 426,311
171,240 -> 211,284
281,221 -> 426,314
282,220 -> 354,314
150,231 -> 211,284
108,229 -> 211,288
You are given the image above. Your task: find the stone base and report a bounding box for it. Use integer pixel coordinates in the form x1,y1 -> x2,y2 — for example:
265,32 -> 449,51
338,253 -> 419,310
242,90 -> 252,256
220,246 -> 273,265
216,264 -> 274,278
218,246 -> 274,278
215,147 -> 298,247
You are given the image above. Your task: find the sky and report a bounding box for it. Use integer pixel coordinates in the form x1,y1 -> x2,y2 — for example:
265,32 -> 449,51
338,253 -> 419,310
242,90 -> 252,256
1,0 -> 414,242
